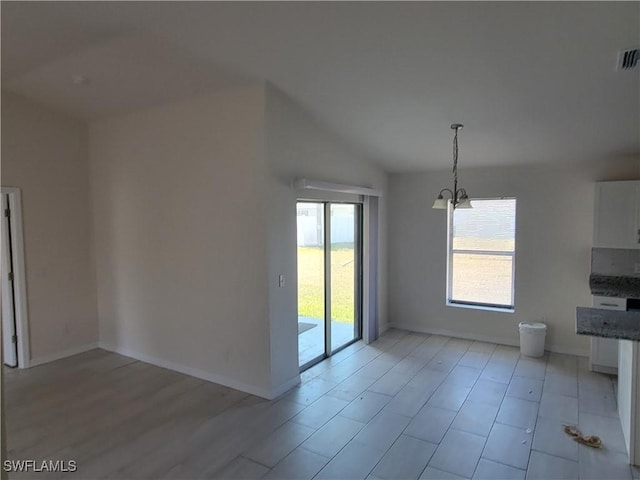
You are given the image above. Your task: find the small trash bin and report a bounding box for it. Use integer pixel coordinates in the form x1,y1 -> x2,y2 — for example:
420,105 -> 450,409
518,322 -> 547,357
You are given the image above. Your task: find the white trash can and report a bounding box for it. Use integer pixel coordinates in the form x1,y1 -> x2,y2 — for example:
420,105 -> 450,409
518,322 -> 547,357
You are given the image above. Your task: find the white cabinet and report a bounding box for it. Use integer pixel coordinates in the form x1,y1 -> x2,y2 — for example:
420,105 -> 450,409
594,180 -> 640,249
593,295 -> 627,310
590,337 -> 619,374
589,296 -> 625,374
618,339 -> 640,465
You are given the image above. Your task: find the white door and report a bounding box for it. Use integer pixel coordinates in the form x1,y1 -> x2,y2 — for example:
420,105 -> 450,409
2,194 -> 18,367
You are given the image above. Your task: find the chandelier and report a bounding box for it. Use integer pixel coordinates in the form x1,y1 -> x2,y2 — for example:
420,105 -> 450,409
432,123 -> 472,210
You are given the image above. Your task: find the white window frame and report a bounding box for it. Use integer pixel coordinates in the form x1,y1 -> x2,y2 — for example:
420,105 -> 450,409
446,197 -> 516,313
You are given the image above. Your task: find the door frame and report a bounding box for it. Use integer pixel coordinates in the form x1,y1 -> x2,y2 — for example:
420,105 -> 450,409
1,187 -> 30,368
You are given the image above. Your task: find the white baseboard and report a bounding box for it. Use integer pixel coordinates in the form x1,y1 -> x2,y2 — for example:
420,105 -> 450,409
378,322 -> 390,335
270,375 -> 301,399
98,342 -> 292,400
29,342 -> 99,367
390,321 -> 519,347
545,343 -> 589,358
389,322 -> 589,358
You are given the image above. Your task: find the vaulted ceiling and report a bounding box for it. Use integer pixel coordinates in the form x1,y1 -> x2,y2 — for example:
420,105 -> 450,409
2,1 -> 638,171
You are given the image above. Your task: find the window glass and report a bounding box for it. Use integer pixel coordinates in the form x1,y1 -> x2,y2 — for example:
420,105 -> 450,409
448,198 -> 516,310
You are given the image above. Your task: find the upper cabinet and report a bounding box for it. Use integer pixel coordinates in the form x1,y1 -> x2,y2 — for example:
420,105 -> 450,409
594,180 -> 640,249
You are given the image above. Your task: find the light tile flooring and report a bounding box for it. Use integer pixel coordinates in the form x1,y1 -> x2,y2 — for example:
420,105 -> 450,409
5,329 -> 640,479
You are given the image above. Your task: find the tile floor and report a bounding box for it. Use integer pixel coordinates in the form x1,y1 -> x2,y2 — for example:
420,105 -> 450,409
5,328 -> 639,479
272,329 -> 636,480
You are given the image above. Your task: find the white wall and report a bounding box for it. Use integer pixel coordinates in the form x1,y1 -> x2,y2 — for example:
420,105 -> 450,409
1,92 -> 97,363
83,83 -> 388,399
89,87 -> 273,396
264,85 -> 388,393
388,158 -> 639,356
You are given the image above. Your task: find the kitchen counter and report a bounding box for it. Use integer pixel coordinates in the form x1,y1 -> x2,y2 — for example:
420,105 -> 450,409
576,307 -> 640,341
589,274 -> 640,299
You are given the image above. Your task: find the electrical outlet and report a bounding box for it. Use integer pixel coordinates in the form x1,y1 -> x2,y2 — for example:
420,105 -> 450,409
278,274 -> 285,287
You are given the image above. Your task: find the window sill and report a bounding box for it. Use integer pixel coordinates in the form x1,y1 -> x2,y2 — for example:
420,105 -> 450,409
446,301 -> 515,314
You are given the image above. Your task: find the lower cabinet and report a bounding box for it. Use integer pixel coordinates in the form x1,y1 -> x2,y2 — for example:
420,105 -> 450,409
589,296 -> 625,374
590,336 -> 619,374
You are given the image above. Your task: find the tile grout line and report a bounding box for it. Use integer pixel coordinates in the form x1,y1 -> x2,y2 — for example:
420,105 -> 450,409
473,349 -> 536,478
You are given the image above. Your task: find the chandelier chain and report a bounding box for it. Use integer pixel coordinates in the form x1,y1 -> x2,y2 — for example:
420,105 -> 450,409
453,127 -> 458,192
432,123 -> 469,210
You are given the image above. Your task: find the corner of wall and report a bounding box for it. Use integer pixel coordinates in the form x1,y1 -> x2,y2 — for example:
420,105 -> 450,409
2,93 -> 98,361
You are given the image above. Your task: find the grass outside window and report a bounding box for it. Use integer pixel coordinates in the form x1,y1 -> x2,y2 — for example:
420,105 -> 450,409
297,245 -> 355,323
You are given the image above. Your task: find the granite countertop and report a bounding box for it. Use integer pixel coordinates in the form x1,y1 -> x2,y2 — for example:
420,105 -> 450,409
576,307 -> 640,341
589,274 -> 640,299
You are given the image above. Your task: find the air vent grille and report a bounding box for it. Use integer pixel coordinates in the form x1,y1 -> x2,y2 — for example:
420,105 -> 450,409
618,48 -> 639,70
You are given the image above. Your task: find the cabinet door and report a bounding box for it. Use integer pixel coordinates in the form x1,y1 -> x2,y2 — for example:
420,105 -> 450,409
590,337 -> 619,373
594,181 -> 640,249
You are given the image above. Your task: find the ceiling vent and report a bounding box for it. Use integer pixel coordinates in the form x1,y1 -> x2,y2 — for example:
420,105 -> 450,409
617,48 -> 639,71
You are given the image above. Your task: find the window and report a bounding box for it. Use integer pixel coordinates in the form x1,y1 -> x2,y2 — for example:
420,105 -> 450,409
447,198 -> 516,311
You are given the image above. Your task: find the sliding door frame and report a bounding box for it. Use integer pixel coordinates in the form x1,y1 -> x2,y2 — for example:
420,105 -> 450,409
298,200 -> 363,371
323,202 -> 332,358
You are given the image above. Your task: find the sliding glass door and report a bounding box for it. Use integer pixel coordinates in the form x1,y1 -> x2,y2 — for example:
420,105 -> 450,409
296,202 -> 326,366
330,204 -> 360,352
297,201 -> 362,370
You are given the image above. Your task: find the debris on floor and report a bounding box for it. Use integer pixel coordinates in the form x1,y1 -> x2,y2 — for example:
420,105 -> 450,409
563,424 -> 603,448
